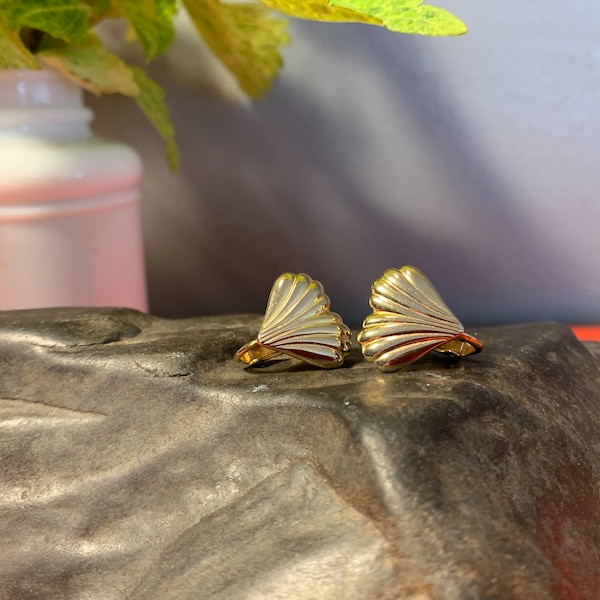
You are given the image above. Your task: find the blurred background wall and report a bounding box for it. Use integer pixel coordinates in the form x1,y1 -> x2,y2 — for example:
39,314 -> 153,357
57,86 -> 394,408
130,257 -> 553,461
90,0 -> 600,327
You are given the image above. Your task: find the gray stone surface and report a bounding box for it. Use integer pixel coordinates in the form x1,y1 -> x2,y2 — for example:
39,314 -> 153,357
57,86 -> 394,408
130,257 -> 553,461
0,308 -> 599,599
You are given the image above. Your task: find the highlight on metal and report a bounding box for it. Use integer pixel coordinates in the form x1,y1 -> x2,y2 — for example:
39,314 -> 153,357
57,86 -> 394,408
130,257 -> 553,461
235,272 -> 351,369
358,266 -> 482,372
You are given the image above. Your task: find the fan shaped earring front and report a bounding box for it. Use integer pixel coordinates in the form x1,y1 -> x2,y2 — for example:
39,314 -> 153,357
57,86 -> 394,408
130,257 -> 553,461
358,266 -> 482,372
235,273 -> 351,369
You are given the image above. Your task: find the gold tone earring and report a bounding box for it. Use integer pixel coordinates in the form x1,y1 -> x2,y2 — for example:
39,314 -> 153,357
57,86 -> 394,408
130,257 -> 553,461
235,272 -> 351,369
358,266 -> 482,372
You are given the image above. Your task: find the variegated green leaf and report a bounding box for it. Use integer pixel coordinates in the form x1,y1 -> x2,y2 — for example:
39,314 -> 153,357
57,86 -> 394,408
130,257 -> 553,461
182,0 -> 289,98
0,19 -> 40,68
257,0 -> 466,35
114,0 -> 177,61
329,0 -> 467,35
130,66 -> 179,170
0,0 -> 91,45
38,34 -> 138,95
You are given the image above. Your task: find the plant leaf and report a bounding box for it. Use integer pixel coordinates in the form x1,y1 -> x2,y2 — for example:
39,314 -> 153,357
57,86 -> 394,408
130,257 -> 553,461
85,0 -> 122,25
114,0 -> 177,61
38,34 -> 139,96
182,0 -> 289,98
130,66 -> 179,171
85,0 -> 112,13
256,0 -> 466,35
0,0 -> 92,45
0,20 -> 40,68
38,36 -> 179,170
256,0 -> 380,24
329,0 -> 467,35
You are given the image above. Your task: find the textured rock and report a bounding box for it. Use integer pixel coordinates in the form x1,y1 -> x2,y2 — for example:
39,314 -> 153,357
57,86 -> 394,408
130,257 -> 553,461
0,308 -> 599,599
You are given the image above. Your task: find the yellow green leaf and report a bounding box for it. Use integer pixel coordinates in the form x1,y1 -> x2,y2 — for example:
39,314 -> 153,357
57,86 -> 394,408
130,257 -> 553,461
329,0 -> 467,35
85,0 -> 112,13
182,0 -> 289,98
86,0 -> 122,25
0,20 -> 40,68
38,34 -> 139,96
129,66 -> 179,171
256,0 -> 380,24
256,0 -> 466,35
0,0 -> 91,45
113,0 -> 177,61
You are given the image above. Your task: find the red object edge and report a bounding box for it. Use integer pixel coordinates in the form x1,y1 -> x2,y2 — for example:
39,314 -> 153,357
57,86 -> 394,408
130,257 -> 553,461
570,325 -> 600,342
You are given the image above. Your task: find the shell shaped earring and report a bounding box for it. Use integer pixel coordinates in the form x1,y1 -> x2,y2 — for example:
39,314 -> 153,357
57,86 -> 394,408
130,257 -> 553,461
235,272 -> 351,369
357,266 -> 482,372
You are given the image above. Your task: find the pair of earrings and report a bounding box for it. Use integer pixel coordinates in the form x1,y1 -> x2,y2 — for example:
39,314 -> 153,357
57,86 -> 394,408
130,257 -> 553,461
235,266 -> 482,372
